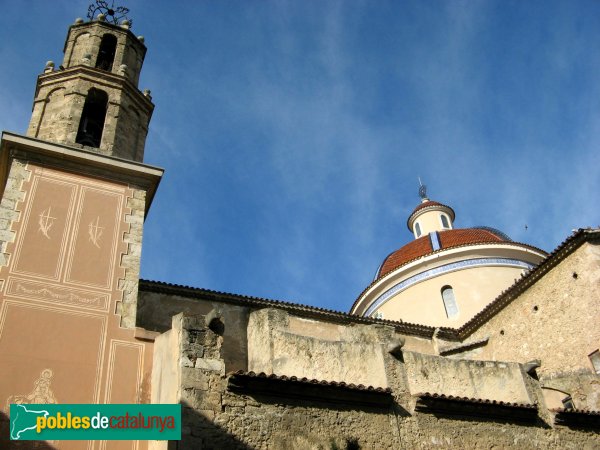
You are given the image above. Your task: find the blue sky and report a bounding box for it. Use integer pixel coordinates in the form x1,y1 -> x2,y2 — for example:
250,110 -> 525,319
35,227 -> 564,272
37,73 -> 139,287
0,1 -> 598,312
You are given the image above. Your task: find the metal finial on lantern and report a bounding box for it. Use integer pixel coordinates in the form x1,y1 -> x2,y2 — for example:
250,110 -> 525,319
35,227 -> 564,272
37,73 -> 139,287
418,177 -> 428,200
87,1 -> 132,28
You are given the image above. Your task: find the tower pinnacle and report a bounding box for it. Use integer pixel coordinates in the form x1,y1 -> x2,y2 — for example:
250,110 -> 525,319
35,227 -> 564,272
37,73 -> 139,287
418,177 -> 428,202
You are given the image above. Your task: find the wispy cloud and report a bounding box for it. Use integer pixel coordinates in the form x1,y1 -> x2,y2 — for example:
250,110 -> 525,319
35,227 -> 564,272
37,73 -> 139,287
2,1 -> 598,311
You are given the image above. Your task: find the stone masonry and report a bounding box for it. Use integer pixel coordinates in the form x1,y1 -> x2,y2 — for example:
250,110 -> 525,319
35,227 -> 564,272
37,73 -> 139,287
0,159 -> 31,269
27,19 -> 153,162
117,186 -> 147,328
150,310 -> 600,449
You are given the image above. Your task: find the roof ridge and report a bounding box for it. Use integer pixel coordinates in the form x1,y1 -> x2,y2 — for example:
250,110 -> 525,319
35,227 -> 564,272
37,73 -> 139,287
138,279 -> 437,337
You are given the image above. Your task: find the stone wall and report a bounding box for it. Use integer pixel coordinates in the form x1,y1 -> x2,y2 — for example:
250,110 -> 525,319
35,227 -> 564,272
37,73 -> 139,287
153,311 -> 600,449
27,71 -> 153,162
138,289 -> 250,373
462,241 -> 600,374
117,186 -> 146,328
403,351 -> 531,404
0,159 -> 30,268
541,372 -> 600,411
247,308 -> 398,388
451,241 -> 600,409
137,287 -> 438,378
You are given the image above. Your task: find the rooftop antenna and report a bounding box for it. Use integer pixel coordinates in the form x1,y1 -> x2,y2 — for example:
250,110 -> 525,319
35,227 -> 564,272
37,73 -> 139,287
418,177 -> 428,201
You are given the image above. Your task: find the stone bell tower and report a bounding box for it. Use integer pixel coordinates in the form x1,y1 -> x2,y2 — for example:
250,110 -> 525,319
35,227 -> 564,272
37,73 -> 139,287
0,5 -> 162,448
26,12 -> 153,162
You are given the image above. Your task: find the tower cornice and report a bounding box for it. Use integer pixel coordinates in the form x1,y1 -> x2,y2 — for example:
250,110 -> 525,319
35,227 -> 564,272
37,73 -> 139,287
64,19 -> 146,58
34,65 -> 154,115
0,132 -> 163,216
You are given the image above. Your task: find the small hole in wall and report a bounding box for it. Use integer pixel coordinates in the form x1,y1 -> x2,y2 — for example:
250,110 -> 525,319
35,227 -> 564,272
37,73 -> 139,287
346,438 -> 360,450
572,272 -> 578,279
500,330 -> 505,335
208,317 -> 225,336
533,305 -> 539,312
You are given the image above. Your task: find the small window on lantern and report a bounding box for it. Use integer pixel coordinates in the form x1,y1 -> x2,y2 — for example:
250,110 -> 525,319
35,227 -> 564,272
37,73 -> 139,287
441,214 -> 450,229
415,222 -> 422,238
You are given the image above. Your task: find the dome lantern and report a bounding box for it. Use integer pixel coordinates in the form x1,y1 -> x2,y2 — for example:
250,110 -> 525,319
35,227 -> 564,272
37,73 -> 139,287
407,188 -> 455,238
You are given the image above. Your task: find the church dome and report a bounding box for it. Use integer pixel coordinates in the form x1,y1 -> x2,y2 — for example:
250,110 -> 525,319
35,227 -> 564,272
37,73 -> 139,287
377,227 -> 519,279
351,189 -> 548,327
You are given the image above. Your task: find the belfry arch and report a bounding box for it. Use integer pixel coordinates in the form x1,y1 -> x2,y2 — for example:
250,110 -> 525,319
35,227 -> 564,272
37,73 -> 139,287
75,88 -> 108,148
95,33 -> 117,71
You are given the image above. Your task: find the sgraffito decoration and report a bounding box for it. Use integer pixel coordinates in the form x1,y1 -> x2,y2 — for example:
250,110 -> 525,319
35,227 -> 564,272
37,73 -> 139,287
5,369 -> 57,411
38,207 -> 56,239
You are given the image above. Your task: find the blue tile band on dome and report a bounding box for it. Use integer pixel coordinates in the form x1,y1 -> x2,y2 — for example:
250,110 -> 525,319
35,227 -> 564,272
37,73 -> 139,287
364,258 -> 534,317
430,232 -> 441,251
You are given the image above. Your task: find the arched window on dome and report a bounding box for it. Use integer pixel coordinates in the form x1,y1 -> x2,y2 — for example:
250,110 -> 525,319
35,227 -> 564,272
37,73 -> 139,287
440,214 -> 450,229
441,285 -> 458,318
415,222 -> 422,238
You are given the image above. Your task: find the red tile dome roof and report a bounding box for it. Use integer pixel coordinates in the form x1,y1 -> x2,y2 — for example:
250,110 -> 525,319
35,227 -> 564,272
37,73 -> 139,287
377,228 -> 512,278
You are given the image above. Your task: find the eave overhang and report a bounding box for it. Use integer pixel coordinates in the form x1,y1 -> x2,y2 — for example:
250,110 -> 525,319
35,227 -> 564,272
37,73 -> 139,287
0,131 -> 163,217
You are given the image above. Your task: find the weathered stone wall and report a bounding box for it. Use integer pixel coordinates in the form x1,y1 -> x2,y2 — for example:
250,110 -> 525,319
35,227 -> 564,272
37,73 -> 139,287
26,19 -> 153,162
458,242 -> 600,381
117,186 -> 146,328
395,413 -> 597,450
0,159 -> 30,268
138,289 -> 250,373
27,72 -> 153,162
541,372 -> 600,411
156,311 -> 600,450
62,21 -> 146,86
247,308 -> 398,387
403,351 -> 532,403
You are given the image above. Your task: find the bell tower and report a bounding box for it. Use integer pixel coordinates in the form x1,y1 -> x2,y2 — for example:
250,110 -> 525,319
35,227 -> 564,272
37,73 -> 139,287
0,5 -> 163,445
26,11 -> 153,161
